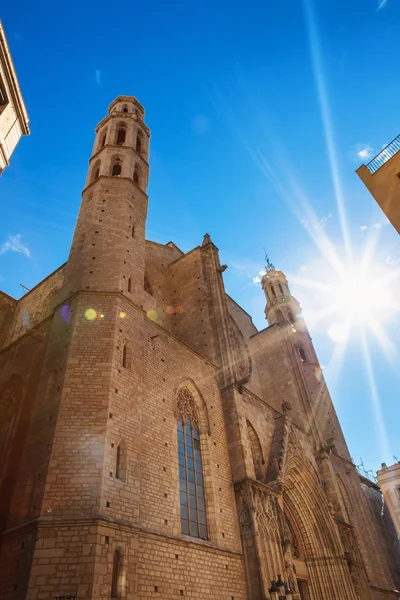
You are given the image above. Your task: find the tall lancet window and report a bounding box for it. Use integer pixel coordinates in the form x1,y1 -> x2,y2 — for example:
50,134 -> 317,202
116,126 -> 126,146
177,388 -> 207,539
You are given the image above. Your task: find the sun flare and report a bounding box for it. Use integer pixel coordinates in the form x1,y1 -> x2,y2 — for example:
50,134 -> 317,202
291,250 -> 400,358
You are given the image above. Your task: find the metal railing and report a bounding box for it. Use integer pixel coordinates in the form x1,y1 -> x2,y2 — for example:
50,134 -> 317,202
366,134 -> 400,174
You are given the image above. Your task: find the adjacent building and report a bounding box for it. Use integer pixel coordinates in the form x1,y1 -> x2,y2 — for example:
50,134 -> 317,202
356,136 -> 400,234
0,20 -> 29,176
0,96 -> 399,600
377,461 -> 400,539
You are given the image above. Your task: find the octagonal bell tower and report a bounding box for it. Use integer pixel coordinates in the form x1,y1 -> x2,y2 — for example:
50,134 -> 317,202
64,95 -> 150,301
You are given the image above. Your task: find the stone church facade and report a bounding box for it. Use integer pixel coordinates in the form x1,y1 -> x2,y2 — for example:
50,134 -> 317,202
0,96 -> 399,600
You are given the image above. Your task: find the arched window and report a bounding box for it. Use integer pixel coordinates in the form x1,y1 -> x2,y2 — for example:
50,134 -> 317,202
133,165 -> 139,185
278,283 -> 284,295
271,285 -> 276,298
276,309 -> 284,323
297,346 -> 306,363
127,277 -> 132,293
136,130 -> 143,153
111,548 -> 123,599
122,342 -> 132,369
177,388 -> 207,539
116,126 -> 126,146
92,161 -> 101,182
115,441 -> 127,482
122,105 -> 128,113
112,159 -> 122,177
288,311 -> 295,325
144,273 -> 153,296
247,421 -> 264,480
100,131 -> 107,148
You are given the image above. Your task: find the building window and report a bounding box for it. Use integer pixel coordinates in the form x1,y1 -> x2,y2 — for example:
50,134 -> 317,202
276,309 -> 284,323
133,165 -> 139,185
122,342 -> 132,368
136,131 -> 143,153
177,388 -> 207,539
297,346 -> 306,363
127,277 -> 132,293
131,226 -> 135,238
271,285 -> 276,298
0,75 -> 8,112
92,161 -> 101,182
116,126 -> 126,146
111,549 -> 123,599
278,283 -> 284,295
115,442 -> 127,481
122,105 -> 128,113
112,160 -> 122,177
288,311 -> 295,325
100,130 -> 107,148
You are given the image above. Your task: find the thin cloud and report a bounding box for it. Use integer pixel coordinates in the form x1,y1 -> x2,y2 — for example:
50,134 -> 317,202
252,276 -> 261,285
0,234 -> 30,258
377,0 -> 388,10
95,69 -> 102,87
357,145 -> 374,160
191,115 -> 210,135
386,256 -> 400,266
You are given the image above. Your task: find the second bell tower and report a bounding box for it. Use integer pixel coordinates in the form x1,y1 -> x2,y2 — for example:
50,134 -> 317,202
64,96 -> 150,301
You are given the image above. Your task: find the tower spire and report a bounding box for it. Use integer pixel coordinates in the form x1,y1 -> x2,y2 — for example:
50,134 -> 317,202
263,248 -> 275,273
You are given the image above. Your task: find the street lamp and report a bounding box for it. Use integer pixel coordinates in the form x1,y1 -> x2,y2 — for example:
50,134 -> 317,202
269,580 -> 280,600
268,576 -> 292,600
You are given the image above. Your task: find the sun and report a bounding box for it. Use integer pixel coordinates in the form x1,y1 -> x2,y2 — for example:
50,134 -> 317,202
291,250 -> 400,354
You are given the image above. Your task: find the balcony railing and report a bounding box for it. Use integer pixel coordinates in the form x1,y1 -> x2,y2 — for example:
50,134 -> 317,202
366,134 -> 400,174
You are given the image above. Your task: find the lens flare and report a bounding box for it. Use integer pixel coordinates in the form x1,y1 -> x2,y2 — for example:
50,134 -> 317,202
84,308 -> 97,321
60,303 -> 71,323
119,311 -> 126,319
147,309 -> 158,321
22,311 -> 30,327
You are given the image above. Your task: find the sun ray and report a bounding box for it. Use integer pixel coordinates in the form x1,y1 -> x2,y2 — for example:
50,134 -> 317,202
360,332 -> 391,461
302,0 -> 352,259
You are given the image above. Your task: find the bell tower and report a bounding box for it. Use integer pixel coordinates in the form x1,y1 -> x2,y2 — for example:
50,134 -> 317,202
64,95 -> 150,300
261,257 -> 302,328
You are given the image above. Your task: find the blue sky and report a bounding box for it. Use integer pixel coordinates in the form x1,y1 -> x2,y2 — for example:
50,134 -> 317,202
1,0 -> 400,474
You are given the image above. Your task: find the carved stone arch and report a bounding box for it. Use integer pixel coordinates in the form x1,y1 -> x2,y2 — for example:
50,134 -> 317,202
173,378 -> 210,435
228,315 -> 252,382
283,456 -> 344,559
246,420 -> 264,480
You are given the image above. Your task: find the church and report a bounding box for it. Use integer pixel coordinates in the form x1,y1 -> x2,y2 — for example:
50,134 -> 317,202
0,96 -> 399,600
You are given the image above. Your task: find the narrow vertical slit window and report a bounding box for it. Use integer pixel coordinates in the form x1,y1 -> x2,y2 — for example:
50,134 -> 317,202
111,549 -> 123,599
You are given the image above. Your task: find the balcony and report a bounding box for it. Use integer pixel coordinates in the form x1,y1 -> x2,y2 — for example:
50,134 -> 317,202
366,134 -> 400,174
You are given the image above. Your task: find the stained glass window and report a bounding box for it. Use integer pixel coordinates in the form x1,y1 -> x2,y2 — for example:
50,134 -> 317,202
177,388 -> 207,539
